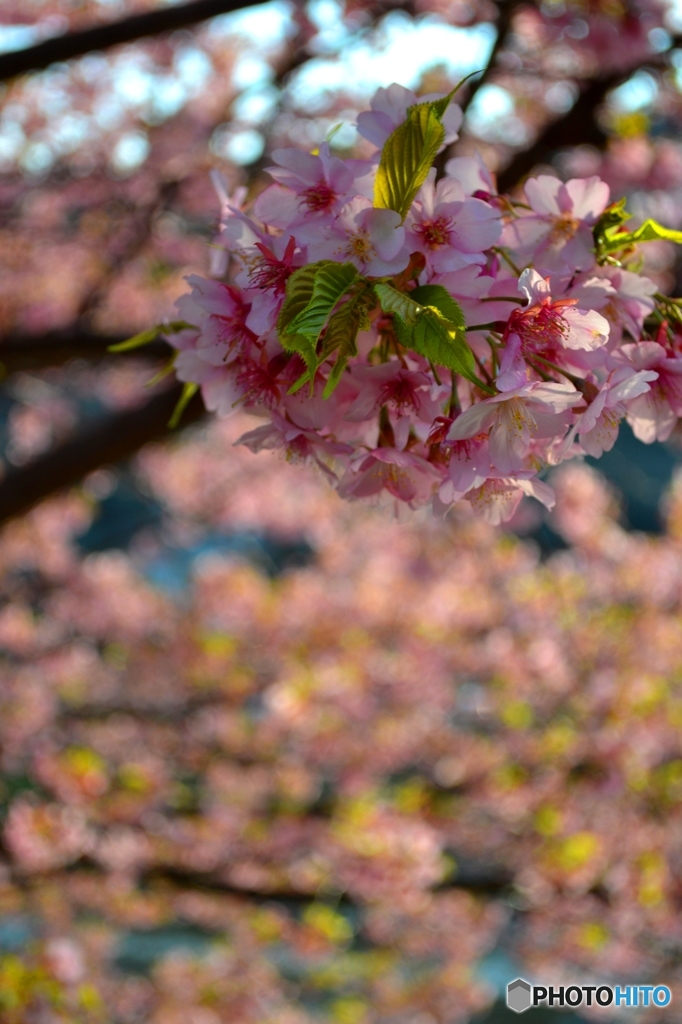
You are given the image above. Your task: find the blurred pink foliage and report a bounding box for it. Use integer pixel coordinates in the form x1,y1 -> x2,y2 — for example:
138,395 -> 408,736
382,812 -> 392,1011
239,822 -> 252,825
3,0 -> 682,1019
1,416 -> 682,1018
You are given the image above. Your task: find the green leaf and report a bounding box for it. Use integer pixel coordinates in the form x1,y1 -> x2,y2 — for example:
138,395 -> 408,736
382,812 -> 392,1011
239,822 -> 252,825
168,382 -> 199,429
277,263 -> 322,340
373,74 -> 478,222
598,208 -> 682,256
430,70 -> 481,117
374,103 -> 444,221
375,283 -> 493,392
625,219 -> 682,245
411,308 -> 492,391
410,285 -> 466,334
374,282 -> 424,325
279,262 -> 360,396
320,286 -> 374,398
592,196 -> 630,252
108,321 -> 194,353
277,263 -> 326,391
288,262 -> 358,340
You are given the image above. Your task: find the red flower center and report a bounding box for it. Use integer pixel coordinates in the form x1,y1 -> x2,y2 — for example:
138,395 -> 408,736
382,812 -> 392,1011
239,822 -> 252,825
507,301 -> 570,360
416,216 -> 452,249
300,181 -> 337,212
378,375 -> 422,413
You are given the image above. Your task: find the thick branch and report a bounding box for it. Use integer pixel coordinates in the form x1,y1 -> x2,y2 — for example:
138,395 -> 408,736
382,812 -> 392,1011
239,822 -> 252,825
0,330 -> 172,371
0,383 -> 205,527
77,181 -> 180,324
0,0 -> 258,82
143,861 -> 515,899
496,74 -> 618,192
461,0 -> 521,115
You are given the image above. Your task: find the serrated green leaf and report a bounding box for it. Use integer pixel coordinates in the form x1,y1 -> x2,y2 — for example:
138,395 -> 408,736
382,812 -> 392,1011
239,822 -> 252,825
592,196 -> 630,252
108,321 -> 194,353
283,338 -> 318,396
277,263 -> 326,392
430,70 -> 481,117
374,104 -> 444,221
168,382 -> 199,429
392,311 -> 413,349
279,262 -> 360,396
375,283 -> 492,392
287,368 -> 315,395
288,263 -> 358,340
321,286 -> 374,398
374,282 -> 424,325
373,75 -> 477,223
410,285 -> 466,334
412,307 -> 492,391
277,263 -> 323,340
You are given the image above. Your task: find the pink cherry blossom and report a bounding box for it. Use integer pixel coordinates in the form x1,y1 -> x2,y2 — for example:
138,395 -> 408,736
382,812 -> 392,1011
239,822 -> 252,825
575,366 -> 658,456
167,84 -> 682,522
406,173 -> 501,273
337,446 -> 440,505
464,475 -> 556,525
503,174 -> 610,277
614,341 -> 682,442
447,381 -> 581,474
307,197 -> 408,276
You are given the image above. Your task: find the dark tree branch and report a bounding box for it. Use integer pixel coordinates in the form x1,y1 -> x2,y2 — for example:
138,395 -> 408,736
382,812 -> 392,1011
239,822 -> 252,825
461,0 -> 521,115
0,0 -> 263,82
434,0 -> 520,179
0,330 -> 173,372
76,181 -> 180,325
496,74 -> 618,193
140,861 -> 515,899
0,383 -> 205,527
495,39 -> 682,194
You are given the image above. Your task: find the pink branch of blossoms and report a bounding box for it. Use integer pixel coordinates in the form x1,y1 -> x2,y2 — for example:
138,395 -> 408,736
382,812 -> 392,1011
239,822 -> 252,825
161,82 -> 682,526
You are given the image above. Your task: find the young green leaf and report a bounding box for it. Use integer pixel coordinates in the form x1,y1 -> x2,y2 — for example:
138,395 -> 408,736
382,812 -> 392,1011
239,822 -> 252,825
375,282 -> 492,392
277,263 -> 327,392
410,285 -> 466,335
288,262 -> 358,340
320,286 -> 374,398
374,282 -> 424,325
599,215 -> 682,256
411,307 -> 493,392
374,104 -> 444,222
108,321 -> 195,353
430,71 -> 481,118
592,196 -> 630,252
277,263 -> 323,340
623,219 -> 682,245
373,75 -> 477,223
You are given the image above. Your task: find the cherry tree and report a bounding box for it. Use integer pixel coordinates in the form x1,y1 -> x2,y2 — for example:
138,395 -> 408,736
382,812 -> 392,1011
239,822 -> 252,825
2,1 -> 682,1021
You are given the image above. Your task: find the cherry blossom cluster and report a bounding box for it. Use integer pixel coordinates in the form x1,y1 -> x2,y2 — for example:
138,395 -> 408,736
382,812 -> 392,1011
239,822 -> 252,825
168,83 -> 682,524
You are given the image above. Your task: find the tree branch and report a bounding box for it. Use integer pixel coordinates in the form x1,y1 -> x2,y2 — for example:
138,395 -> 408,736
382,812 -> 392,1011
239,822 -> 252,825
0,383 -> 205,527
461,0 -> 521,115
0,0 -> 262,82
0,330 -> 172,372
76,181 -> 180,325
434,0 -> 520,179
141,861 -> 515,899
496,74 -> 618,193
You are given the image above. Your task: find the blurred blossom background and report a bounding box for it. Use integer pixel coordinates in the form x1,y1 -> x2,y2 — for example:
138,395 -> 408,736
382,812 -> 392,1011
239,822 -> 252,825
4,1 -> 682,1021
